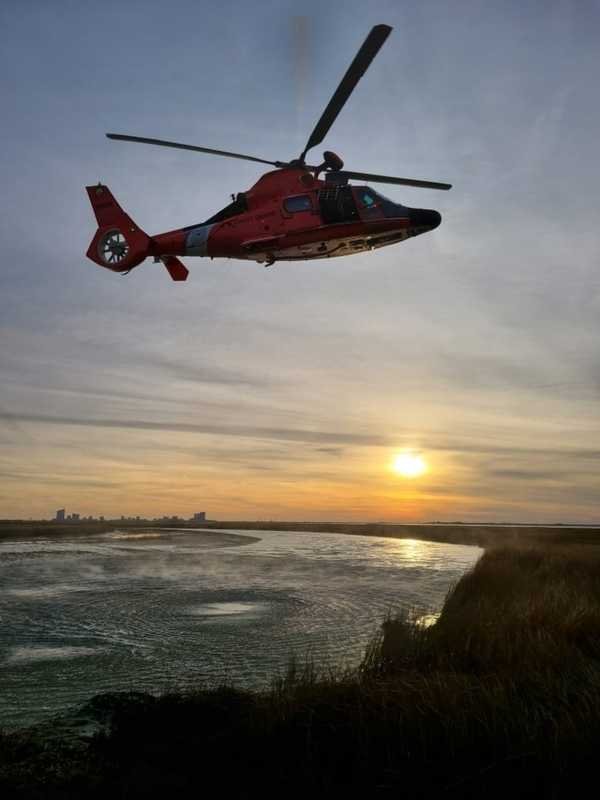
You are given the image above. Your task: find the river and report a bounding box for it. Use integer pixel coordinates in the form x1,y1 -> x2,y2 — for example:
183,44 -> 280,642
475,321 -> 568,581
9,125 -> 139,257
0,528 -> 481,728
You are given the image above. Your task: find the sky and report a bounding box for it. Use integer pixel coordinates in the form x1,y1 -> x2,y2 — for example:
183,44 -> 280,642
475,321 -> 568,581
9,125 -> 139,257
1,0 -> 599,522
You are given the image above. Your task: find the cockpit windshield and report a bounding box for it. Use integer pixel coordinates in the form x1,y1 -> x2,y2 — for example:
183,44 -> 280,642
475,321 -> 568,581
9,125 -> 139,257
357,186 -> 406,218
358,188 -> 378,208
361,188 -> 394,205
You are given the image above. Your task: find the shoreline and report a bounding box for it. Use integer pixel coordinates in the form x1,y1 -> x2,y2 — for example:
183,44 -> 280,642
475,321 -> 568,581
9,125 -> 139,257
2,519 -> 599,548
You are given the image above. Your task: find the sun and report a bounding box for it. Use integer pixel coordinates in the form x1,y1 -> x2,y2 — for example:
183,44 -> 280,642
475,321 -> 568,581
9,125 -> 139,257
392,452 -> 427,478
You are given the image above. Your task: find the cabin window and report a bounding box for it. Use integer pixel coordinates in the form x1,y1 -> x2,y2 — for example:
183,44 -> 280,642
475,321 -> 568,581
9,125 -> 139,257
284,195 -> 312,213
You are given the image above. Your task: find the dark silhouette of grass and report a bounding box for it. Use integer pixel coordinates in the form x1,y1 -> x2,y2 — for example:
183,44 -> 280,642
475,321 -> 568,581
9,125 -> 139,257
2,543 -> 600,797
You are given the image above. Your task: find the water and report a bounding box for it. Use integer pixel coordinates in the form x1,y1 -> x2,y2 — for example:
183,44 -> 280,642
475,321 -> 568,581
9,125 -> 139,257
0,529 -> 481,729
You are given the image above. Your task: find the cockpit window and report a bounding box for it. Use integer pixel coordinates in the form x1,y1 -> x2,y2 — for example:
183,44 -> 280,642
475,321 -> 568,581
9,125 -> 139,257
355,187 -> 406,219
358,189 -> 379,207
284,195 -> 312,213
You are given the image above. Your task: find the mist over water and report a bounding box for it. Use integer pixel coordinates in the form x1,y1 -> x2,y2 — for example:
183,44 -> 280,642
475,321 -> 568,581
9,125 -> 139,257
0,529 -> 480,728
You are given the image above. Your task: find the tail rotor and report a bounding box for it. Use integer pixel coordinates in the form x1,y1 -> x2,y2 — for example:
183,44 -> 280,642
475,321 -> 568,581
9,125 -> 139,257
98,229 -> 130,266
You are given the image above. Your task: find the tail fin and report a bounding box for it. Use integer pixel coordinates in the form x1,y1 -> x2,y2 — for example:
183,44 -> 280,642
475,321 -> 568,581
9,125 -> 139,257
85,184 -> 151,273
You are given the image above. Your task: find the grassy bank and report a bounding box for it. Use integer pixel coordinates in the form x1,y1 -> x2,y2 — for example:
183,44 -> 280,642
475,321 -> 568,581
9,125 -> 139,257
0,521 -> 128,539
2,542 -> 600,797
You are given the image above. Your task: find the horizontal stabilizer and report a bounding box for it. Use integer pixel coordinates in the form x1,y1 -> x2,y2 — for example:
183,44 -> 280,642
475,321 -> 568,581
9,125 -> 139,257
162,256 -> 189,281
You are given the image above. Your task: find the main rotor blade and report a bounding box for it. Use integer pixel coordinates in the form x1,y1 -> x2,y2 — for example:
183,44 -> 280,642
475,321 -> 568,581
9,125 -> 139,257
300,24 -> 392,161
338,170 -> 452,190
106,134 -> 285,167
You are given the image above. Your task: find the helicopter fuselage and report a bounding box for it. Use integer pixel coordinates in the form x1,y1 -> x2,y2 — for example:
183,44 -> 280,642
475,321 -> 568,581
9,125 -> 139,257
88,25 -> 450,280
85,167 -> 442,279
152,167 -> 441,266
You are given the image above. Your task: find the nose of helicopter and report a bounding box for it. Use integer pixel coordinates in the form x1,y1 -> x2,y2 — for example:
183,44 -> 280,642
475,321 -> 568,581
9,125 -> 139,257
410,208 -> 442,230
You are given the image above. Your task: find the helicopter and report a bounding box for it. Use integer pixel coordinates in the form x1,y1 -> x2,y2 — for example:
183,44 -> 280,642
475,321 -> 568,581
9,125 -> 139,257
85,24 -> 451,281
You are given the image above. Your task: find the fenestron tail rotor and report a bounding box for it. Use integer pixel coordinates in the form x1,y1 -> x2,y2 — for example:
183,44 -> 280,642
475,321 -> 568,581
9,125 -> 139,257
99,229 -> 130,265
106,25 -> 452,192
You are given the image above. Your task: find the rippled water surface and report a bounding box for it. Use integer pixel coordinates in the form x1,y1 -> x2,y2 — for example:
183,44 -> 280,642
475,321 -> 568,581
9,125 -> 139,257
0,529 -> 481,728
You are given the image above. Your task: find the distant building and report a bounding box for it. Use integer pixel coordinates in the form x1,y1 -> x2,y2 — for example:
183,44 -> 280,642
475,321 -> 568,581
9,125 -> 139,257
192,512 -> 206,523
56,509 -> 65,522
71,513 -> 80,521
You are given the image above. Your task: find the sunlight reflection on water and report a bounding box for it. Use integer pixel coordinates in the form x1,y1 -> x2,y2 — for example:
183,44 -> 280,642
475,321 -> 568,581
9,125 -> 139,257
186,601 -> 267,618
7,646 -> 104,663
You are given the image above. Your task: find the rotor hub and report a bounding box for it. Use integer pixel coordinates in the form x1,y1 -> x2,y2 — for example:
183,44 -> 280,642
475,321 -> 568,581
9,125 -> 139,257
322,151 -> 344,171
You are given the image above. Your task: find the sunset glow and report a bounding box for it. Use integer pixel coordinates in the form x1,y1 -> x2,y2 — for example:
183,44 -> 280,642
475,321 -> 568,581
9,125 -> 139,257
0,4 -> 599,525
392,453 -> 427,479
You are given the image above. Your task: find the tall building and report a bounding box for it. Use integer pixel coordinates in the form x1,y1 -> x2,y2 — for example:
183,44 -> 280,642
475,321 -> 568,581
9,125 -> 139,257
56,508 -> 65,522
192,512 -> 206,522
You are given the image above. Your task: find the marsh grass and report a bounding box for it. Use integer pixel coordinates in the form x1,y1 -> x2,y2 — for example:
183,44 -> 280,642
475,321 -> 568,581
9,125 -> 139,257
3,544 -> 600,798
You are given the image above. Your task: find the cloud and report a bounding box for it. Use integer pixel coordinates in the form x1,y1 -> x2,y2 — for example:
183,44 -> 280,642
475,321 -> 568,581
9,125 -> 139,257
0,411 -> 389,447
2,411 -> 600,464
483,468 -> 576,482
137,353 -> 276,388
0,470 -> 119,490
424,439 -> 600,461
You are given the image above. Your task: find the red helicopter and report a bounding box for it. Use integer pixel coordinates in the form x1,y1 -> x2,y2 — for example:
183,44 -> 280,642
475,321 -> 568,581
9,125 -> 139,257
85,24 -> 451,282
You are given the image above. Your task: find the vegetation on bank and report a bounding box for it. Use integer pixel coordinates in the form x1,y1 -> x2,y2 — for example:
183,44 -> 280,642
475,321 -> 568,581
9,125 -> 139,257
2,542 -> 600,797
0,521 -> 123,540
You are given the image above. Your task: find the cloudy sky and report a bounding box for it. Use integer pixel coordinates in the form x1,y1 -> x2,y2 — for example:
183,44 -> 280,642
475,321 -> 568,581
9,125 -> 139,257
1,0 -> 599,522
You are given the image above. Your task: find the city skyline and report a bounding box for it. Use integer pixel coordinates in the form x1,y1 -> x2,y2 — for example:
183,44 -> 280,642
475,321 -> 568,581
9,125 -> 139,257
48,510 -> 206,522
